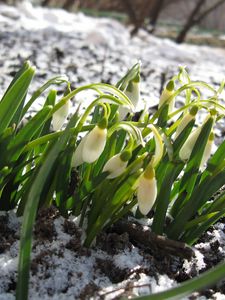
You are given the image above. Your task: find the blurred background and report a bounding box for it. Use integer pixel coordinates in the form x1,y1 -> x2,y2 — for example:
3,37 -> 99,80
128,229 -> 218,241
0,0 -> 225,117
1,0 -> 225,45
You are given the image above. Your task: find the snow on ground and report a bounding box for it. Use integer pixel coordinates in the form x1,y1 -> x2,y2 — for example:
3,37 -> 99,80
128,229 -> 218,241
1,209 -> 225,300
1,0 -> 225,108
0,211 -> 178,300
1,2 -> 225,299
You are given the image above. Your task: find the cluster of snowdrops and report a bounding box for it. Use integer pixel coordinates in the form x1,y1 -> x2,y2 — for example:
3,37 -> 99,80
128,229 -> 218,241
1,61 -> 225,300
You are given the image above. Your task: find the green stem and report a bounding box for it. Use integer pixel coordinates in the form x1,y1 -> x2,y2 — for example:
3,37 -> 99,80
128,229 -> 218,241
23,131 -> 63,152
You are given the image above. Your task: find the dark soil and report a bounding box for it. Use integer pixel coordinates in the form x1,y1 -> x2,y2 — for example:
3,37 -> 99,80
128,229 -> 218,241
0,214 -> 18,253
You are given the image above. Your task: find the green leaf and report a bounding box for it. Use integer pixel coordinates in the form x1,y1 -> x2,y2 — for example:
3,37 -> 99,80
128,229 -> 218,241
21,75 -> 68,117
40,89 -> 57,136
6,106 -> 52,163
84,171 -> 141,247
116,62 -> 140,91
183,208 -> 225,245
0,127 -> 15,169
167,169 -> 225,240
157,104 -> 169,128
206,190 -> 225,213
177,117 -> 213,199
0,61 -> 30,100
16,107 -> 80,300
206,138 -> 225,174
152,162 -> 183,235
0,65 -> 35,133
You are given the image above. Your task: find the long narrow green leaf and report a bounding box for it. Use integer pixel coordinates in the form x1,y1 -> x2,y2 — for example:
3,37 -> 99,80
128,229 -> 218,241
182,208 -> 225,245
0,61 -> 30,101
21,76 -> 68,117
206,190 -> 225,213
84,171 -> 141,247
167,169 -> 225,239
6,106 -> 52,163
0,66 -> 35,133
16,108 -> 80,300
206,138 -> 225,173
39,89 -> 57,136
171,118 -> 214,218
152,162 -> 183,235
178,117 -> 213,196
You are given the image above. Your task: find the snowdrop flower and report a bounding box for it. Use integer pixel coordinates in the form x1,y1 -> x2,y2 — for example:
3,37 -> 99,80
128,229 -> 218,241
102,151 -> 131,179
71,125 -> 107,167
174,106 -> 198,139
148,124 -> 164,168
52,100 -> 70,131
179,113 -> 213,161
159,80 -> 175,113
179,126 -> 201,161
200,132 -> 214,171
119,73 -> 140,120
137,166 -> 157,215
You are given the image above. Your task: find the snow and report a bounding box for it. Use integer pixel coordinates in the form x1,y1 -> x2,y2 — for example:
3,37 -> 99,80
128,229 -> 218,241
1,208 -> 224,299
1,0 -> 225,109
183,249 -> 206,273
0,211 -> 181,299
113,247 -> 143,269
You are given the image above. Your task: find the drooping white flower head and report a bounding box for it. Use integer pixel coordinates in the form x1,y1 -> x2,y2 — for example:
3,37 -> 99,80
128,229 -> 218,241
125,80 -> 140,109
118,65 -> 140,120
179,113 -> 213,162
200,132 -> 214,171
102,152 -> 130,179
148,124 -> 163,168
52,99 -> 70,131
174,106 -> 198,140
179,126 -> 201,161
71,125 -> 107,167
137,166 -> 157,215
159,80 -> 175,113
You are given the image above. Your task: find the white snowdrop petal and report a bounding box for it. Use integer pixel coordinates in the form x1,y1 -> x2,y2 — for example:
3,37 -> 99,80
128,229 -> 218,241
159,89 -> 174,112
82,126 -> 107,163
148,125 -> 163,168
137,175 -> 157,215
119,81 -> 140,120
200,140 -> 213,171
179,126 -> 201,161
174,113 -> 194,139
125,81 -> 140,109
103,153 -> 128,179
71,135 -> 87,168
52,100 -> 70,131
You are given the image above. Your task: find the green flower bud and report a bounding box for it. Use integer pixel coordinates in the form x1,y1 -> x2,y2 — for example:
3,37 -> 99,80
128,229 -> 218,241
159,80 -> 175,113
